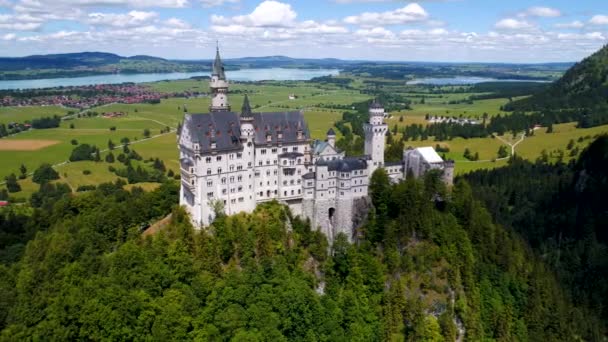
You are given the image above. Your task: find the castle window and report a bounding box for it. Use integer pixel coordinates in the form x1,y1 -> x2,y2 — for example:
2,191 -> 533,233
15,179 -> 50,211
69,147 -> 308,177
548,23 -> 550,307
237,165 -> 242,171
205,157 -> 211,163
259,192 -> 263,197
273,159 -> 277,164
191,179 -> 195,185
231,199 -> 236,204
261,149 -> 267,155
230,165 -> 235,171
283,181 -> 287,186
238,197 -> 244,202
229,154 -> 234,160
292,146 -> 298,152
222,189 -> 227,195
282,147 -> 288,152
266,160 -> 270,165
271,148 -> 277,153
189,167 -> 194,174
207,180 -> 213,187
237,153 -> 242,159
259,161 -> 263,166
218,167 -> 222,173
238,186 -> 242,192
255,171 -> 260,177
217,156 -> 222,161
221,177 -> 226,184
291,190 -> 294,195
298,189 -> 301,194
237,175 -> 242,181
230,176 -> 235,183
274,170 -> 278,175
284,191 -> 287,196
274,190 -> 278,195
207,192 -> 214,198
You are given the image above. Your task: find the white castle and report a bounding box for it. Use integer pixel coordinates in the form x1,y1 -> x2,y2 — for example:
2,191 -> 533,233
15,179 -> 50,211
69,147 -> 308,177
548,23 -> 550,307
178,48 -> 454,241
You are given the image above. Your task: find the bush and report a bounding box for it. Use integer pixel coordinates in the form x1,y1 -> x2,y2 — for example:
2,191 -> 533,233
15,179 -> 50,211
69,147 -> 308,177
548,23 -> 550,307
4,173 -> 21,193
71,139 -> 78,145
105,152 -> 115,163
32,164 -> 60,184
76,185 -> 96,192
82,170 -> 91,175
109,126 -> 116,131
69,144 -> 96,162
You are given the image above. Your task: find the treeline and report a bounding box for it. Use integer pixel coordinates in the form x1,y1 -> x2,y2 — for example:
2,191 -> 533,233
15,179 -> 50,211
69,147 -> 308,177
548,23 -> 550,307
0,168 -> 601,340
0,115 -> 61,138
464,135 -> 608,325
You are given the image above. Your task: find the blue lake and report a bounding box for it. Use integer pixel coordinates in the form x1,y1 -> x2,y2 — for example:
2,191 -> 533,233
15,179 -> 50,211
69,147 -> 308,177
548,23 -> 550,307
407,77 -> 550,85
0,68 -> 340,90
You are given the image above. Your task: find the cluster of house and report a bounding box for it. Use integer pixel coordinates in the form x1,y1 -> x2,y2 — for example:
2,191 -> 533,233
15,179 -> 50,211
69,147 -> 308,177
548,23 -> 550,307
101,111 -> 127,118
426,115 -> 480,125
0,84 -> 200,109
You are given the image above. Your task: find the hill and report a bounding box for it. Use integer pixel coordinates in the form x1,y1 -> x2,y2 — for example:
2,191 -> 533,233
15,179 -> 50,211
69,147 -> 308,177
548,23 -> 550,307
505,45 -> 608,118
465,135 -> 608,326
0,151 -> 605,339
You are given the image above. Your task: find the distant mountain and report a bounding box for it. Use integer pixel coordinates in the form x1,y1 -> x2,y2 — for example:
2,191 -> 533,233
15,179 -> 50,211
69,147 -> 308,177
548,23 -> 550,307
506,44 -> 608,111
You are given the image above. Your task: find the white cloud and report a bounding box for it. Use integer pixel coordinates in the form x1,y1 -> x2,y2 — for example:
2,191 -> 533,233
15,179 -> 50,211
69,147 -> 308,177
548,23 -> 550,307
212,1 -> 296,28
495,18 -> 534,30
200,0 -> 239,7
2,33 -> 16,40
355,27 -> 395,38
165,17 -> 190,29
343,3 -> 428,25
589,15 -> 608,25
87,10 -> 158,28
518,6 -> 561,18
555,20 -> 584,29
0,13 -> 43,31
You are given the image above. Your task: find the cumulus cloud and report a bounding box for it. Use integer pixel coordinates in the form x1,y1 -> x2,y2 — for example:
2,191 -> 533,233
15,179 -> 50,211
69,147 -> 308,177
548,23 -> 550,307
2,33 -> 16,40
555,20 -> 584,29
200,0 -> 239,7
212,1 -> 296,28
518,6 -> 561,18
165,17 -> 191,29
589,15 -> 608,25
87,10 -> 158,28
495,18 -> 534,30
0,13 -> 44,31
343,3 -> 428,25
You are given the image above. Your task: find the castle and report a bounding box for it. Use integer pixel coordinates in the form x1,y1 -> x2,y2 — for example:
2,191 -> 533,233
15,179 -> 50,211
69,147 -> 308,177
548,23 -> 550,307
178,47 -> 454,241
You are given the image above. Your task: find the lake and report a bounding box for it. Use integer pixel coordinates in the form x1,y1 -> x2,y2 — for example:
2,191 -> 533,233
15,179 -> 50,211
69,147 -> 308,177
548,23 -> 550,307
407,76 -> 550,85
0,68 -> 340,90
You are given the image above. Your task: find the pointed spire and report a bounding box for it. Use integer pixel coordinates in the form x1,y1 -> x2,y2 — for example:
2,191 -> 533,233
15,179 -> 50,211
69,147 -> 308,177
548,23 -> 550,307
241,94 -> 252,115
212,43 -> 226,80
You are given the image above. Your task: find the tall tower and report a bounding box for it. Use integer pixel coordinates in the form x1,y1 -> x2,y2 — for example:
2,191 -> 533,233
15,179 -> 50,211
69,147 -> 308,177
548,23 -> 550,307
209,45 -> 230,112
363,99 -> 387,174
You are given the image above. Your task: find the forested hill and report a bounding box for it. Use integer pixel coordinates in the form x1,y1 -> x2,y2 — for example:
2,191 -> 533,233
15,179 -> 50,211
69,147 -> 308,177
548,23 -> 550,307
0,159 -> 604,339
505,44 -> 608,112
464,135 -> 608,327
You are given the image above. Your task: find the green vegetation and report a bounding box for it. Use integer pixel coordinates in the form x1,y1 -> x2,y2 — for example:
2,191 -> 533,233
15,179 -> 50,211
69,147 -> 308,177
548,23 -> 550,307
464,135 -> 608,329
0,146 -> 604,339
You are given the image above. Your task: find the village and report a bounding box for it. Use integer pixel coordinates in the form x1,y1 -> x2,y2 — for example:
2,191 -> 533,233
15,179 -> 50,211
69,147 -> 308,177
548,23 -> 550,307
0,83 -> 202,109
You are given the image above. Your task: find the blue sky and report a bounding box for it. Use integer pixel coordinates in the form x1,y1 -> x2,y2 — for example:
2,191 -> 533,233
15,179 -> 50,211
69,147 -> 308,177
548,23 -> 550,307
0,0 -> 607,62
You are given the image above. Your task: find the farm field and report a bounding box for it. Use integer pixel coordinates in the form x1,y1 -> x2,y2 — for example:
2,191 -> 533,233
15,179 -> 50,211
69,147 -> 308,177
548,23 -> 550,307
2,77 -> 607,198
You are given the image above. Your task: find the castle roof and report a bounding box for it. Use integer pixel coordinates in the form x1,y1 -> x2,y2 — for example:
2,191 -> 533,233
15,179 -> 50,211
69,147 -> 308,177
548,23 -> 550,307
212,47 -> 226,80
415,146 -> 444,164
182,112 -> 242,153
318,157 -> 367,172
241,94 -> 253,120
181,110 -> 310,154
252,111 -> 310,145
370,98 -> 383,109
327,128 -> 336,136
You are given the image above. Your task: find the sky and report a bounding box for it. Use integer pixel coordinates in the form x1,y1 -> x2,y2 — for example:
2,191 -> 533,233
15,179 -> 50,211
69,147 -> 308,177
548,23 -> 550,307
0,0 -> 607,63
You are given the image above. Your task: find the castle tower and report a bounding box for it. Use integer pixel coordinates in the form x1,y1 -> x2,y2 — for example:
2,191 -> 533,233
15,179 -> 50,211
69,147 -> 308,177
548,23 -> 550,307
240,94 -> 254,138
209,45 -> 230,112
326,128 -> 336,148
364,99 -> 388,174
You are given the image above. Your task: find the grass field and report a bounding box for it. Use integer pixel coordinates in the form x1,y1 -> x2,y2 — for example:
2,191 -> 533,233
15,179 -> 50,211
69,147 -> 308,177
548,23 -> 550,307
0,105 -> 70,124
2,77 -> 608,198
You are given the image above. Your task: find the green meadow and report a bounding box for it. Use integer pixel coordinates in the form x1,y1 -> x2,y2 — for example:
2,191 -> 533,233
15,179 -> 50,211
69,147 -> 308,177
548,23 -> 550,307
2,77 -> 608,197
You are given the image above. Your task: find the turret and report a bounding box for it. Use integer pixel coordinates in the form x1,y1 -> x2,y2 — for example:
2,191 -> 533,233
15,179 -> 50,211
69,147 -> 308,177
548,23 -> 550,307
326,128 -> 336,148
363,99 -> 388,174
209,44 -> 230,112
240,94 -> 254,139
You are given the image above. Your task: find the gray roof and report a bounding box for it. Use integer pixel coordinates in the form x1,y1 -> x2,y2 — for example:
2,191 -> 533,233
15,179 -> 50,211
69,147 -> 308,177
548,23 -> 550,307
252,111 -> 310,145
312,140 -> 329,154
385,161 -> 403,167
370,99 -> 383,109
318,157 -> 367,172
183,112 -> 242,153
180,158 -> 193,167
241,94 -> 253,119
303,172 -> 316,179
279,152 -> 304,159
212,47 -> 226,80
327,128 -> 336,136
